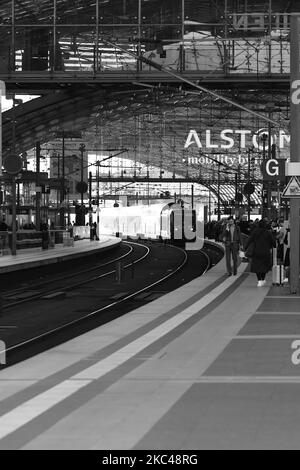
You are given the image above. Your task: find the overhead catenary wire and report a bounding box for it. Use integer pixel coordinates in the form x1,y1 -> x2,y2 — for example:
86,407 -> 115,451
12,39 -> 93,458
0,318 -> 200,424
102,37 -> 280,128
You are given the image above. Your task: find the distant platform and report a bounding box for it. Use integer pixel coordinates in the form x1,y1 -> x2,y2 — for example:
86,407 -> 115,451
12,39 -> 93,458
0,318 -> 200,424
0,237 -> 121,274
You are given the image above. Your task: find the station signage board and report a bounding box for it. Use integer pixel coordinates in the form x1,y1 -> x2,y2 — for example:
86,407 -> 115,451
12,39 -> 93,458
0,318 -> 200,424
286,162 -> 300,176
262,159 -> 286,182
19,171 -> 49,183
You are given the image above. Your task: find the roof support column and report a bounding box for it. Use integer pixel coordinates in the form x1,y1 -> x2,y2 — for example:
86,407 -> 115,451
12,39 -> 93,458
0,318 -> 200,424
95,0 -> 99,72
290,15 -> 300,294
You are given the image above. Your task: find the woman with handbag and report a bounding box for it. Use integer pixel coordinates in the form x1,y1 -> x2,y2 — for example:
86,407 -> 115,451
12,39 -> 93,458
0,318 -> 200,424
245,219 -> 276,287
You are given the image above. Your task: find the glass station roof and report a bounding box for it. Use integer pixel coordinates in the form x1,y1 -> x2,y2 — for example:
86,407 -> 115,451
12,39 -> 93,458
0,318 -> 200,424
0,0 -> 295,204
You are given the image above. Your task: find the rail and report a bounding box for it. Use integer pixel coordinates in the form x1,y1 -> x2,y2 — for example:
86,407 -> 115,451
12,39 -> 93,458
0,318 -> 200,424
0,241 -> 223,367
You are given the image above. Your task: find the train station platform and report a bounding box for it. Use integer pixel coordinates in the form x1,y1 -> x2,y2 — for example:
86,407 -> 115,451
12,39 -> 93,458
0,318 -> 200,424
0,236 -> 121,274
0,255 -> 299,450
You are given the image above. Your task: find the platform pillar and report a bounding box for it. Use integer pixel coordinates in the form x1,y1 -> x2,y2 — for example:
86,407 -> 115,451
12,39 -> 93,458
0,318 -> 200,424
36,142 -> 41,231
0,81 -> 5,177
290,15 -> 300,294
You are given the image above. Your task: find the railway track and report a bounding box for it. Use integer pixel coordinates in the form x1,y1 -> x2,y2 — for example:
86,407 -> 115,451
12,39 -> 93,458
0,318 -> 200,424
0,241 -> 222,368
1,243 -> 134,299
2,241 -> 149,309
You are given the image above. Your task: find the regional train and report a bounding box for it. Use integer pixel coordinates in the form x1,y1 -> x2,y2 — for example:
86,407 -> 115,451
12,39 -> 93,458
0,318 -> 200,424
99,202 -> 200,247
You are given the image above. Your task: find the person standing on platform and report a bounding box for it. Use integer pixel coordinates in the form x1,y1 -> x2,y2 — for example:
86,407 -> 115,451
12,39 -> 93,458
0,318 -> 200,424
283,225 -> 290,283
91,222 -> 99,241
222,216 -> 242,276
276,219 -> 286,264
68,222 -> 73,238
0,218 -> 8,256
245,219 -> 276,287
40,221 -> 49,250
0,218 -> 8,232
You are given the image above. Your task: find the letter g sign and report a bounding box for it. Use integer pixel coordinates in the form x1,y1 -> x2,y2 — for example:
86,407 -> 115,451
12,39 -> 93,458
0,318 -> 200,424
262,159 -> 285,182
266,159 -> 279,177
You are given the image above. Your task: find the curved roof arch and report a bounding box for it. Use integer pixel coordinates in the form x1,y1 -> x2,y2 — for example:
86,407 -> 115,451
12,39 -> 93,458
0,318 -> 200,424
2,83 -> 275,205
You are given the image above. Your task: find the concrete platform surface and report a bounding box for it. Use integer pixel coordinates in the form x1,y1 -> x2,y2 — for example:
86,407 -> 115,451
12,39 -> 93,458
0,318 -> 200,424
0,236 -> 121,273
0,254 -> 299,450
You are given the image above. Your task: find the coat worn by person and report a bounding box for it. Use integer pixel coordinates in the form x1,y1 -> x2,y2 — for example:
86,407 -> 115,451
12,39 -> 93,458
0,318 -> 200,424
0,221 -> 8,231
222,223 -> 243,276
222,225 -> 242,247
245,227 -> 276,274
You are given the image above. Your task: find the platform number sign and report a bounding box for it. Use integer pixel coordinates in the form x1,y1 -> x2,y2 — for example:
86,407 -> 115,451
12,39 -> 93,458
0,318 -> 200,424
262,159 -> 285,182
262,189 -> 268,207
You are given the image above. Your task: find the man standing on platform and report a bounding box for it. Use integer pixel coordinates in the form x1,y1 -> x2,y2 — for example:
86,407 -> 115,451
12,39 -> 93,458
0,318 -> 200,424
222,216 -> 242,276
40,221 -> 49,250
0,217 -> 8,232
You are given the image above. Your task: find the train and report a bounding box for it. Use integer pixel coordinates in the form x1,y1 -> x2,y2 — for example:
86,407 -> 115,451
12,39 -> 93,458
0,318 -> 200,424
99,202 -> 203,249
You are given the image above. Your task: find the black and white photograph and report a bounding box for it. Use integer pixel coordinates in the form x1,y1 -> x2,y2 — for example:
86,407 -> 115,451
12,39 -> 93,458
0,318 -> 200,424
0,0 -> 299,453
